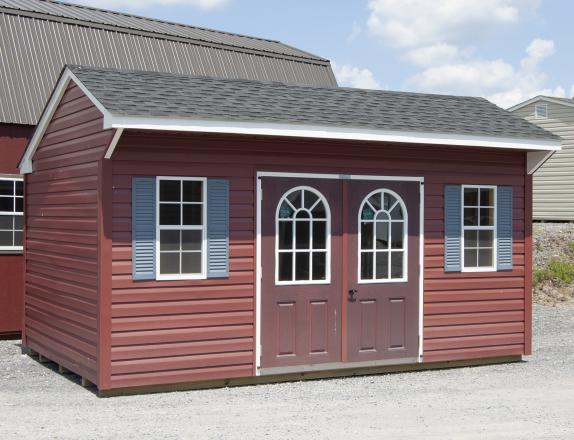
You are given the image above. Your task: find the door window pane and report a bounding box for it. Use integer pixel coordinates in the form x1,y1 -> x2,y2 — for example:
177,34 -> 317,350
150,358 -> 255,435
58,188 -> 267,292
390,223 -> 403,249
391,252 -> 403,278
361,222 -> 373,249
278,222 -> 293,249
312,252 -> 327,280
295,221 -> 310,249
361,252 -> 373,280
295,252 -> 310,280
375,222 -> 389,249
278,253 -> 293,281
312,222 -> 327,249
375,252 -> 388,279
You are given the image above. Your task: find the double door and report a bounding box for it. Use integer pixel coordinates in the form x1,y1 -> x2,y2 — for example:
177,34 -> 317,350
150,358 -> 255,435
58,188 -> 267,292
260,176 -> 420,371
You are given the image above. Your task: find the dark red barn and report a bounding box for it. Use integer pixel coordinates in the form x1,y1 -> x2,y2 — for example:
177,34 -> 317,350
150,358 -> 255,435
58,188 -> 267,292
19,65 -> 559,395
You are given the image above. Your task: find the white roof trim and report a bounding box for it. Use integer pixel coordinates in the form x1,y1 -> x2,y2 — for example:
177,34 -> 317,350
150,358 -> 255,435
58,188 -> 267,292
108,115 -> 560,151
508,95 -> 574,112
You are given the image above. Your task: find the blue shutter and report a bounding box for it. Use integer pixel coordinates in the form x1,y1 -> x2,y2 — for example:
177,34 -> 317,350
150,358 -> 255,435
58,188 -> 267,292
132,177 -> 156,280
444,185 -> 462,272
207,179 -> 229,278
497,186 -> 513,271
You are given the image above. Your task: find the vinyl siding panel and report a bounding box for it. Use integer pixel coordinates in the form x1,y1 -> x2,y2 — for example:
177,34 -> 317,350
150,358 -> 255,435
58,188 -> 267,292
108,132 -> 527,388
23,82 -> 110,384
512,101 -> 574,220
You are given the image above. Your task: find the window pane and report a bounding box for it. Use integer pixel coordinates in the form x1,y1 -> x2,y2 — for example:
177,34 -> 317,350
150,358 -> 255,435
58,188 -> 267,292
375,221 -> 389,249
368,193 -> 381,211
287,190 -> 302,209
311,202 -> 326,219
478,248 -> 493,267
478,230 -> 494,248
278,253 -> 293,281
464,188 -> 478,206
182,230 -> 202,251
312,252 -> 326,280
160,252 -> 180,274
464,248 -> 478,267
479,207 -> 494,226
464,230 -> 478,247
361,252 -> 373,280
480,188 -> 494,207
375,211 -> 389,221
159,204 -> 180,225
14,231 -> 22,247
375,251 -> 389,279
160,230 -> 180,251
304,191 -> 318,209
0,231 -> 12,246
295,252 -> 310,280
0,215 -> 12,230
182,181 -> 202,202
391,222 -> 403,249
361,222 -> 373,249
383,193 -> 396,210
312,221 -> 326,249
464,208 -> 478,226
15,181 -> 23,196
14,216 -> 22,230
0,181 -> 12,196
295,210 -> 310,219
159,180 -> 180,202
182,252 -> 202,274
361,205 -> 375,220
0,197 -> 13,212
15,198 -> 23,213
278,202 -> 294,219
390,203 -> 403,220
295,220 -> 310,249
278,221 -> 293,250
182,204 -> 202,226
391,252 -> 403,278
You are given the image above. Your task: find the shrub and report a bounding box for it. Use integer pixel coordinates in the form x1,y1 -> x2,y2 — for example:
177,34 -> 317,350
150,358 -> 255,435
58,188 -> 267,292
534,258 -> 574,287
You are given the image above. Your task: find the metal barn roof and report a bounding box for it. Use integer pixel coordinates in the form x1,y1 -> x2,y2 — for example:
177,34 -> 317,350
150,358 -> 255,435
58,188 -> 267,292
0,0 -> 336,125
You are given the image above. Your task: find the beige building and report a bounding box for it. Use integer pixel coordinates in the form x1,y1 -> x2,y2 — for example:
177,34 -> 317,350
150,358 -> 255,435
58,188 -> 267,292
510,96 -> 574,221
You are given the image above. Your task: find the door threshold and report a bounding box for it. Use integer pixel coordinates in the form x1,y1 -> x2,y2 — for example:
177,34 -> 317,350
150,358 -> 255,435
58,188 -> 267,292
259,356 -> 419,376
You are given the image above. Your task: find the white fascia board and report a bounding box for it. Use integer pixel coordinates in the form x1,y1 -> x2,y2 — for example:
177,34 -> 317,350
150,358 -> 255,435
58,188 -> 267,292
18,68 -> 112,174
110,115 -> 561,152
508,95 -> 574,112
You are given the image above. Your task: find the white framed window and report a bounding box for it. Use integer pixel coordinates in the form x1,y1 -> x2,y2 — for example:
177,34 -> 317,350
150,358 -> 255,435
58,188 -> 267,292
462,185 -> 497,272
156,177 -> 207,280
0,177 -> 23,252
358,189 -> 407,283
535,103 -> 548,119
275,186 -> 331,285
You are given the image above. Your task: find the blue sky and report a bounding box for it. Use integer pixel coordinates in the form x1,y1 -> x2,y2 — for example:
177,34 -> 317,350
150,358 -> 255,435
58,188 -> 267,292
70,0 -> 573,108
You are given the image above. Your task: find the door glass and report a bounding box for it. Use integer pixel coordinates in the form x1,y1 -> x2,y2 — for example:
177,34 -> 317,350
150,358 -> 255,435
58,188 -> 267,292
276,187 -> 330,283
359,190 -> 407,282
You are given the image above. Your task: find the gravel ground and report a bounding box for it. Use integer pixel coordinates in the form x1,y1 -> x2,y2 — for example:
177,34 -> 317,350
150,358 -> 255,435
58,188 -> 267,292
0,305 -> 573,440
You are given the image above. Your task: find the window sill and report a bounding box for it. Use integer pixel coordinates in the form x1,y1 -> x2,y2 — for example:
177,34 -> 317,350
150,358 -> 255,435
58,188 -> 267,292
0,248 -> 23,255
155,275 -> 207,281
460,267 -> 497,273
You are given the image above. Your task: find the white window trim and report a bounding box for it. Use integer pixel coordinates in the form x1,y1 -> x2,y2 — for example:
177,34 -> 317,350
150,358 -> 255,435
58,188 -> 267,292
358,188 -> 408,284
461,185 -> 497,273
535,103 -> 548,119
274,186 -> 331,286
155,176 -> 207,281
0,177 -> 24,252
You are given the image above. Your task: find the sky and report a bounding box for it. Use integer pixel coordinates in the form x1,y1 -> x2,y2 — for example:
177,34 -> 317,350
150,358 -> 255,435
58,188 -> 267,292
68,0 -> 574,109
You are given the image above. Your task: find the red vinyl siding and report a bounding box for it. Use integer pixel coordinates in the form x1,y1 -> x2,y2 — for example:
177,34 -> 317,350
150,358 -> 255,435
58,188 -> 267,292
107,132 -> 528,389
0,123 -> 34,336
24,83 -> 113,384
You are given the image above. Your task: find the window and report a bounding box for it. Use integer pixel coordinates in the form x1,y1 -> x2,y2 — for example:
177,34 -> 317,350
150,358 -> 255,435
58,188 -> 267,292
359,189 -> 407,282
156,177 -> 206,279
0,178 -> 23,251
535,103 -> 548,119
276,187 -> 330,284
462,185 -> 496,271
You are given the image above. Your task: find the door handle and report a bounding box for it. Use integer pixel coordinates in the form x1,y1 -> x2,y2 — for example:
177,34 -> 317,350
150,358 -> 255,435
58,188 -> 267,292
348,289 -> 357,301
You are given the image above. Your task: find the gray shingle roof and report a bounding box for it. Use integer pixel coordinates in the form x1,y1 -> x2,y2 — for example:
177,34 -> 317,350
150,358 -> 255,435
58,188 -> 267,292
70,65 -> 559,141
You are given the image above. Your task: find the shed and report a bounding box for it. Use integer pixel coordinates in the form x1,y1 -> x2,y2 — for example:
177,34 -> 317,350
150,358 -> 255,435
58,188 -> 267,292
19,65 -> 559,394
0,0 -> 336,336
509,96 -> 574,221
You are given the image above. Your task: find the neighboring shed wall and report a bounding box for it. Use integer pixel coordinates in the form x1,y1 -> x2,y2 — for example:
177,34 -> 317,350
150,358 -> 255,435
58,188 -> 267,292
512,101 -> 574,220
24,82 -> 111,385
107,132 -> 528,389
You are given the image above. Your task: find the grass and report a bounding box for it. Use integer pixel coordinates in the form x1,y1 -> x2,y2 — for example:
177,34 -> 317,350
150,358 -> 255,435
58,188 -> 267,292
568,241 -> 574,253
534,258 -> 574,287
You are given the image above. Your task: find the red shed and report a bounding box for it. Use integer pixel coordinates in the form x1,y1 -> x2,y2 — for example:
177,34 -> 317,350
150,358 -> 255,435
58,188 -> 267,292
19,66 -> 559,395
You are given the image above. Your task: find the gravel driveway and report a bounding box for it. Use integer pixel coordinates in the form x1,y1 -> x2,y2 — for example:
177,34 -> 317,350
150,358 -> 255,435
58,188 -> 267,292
1,304 -> 573,440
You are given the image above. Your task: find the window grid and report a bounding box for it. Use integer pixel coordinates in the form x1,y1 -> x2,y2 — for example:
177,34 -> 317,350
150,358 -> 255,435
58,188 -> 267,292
0,178 -> 23,251
462,185 -> 496,271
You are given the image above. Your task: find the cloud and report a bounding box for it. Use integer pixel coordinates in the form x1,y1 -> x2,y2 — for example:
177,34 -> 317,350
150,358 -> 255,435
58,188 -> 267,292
347,22 -> 362,42
70,0 -> 230,10
404,44 -> 461,67
332,63 -> 383,90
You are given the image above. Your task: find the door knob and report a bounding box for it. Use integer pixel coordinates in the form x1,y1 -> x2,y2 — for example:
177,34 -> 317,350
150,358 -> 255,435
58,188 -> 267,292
348,289 -> 357,300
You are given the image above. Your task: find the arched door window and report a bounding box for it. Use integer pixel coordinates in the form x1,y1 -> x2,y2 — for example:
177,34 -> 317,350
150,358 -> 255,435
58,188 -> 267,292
359,189 -> 407,282
276,187 -> 330,284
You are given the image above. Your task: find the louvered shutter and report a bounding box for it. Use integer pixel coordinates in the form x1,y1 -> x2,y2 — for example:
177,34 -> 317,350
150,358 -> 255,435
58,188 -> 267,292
207,179 -> 229,278
132,177 -> 156,280
496,186 -> 513,270
444,185 -> 462,272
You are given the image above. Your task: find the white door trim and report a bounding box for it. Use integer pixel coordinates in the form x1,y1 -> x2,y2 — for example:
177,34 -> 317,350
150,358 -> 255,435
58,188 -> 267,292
255,171 -> 425,375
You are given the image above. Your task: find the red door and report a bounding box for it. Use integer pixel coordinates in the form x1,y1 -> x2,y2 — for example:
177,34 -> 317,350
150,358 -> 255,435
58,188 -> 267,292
346,180 -> 420,362
260,177 -> 342,369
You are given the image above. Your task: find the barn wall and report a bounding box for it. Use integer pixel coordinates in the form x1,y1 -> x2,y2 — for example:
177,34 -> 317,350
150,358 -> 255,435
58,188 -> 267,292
108,132 -> 528,389
24,82 -> 112,384
0,123 -> 33,336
